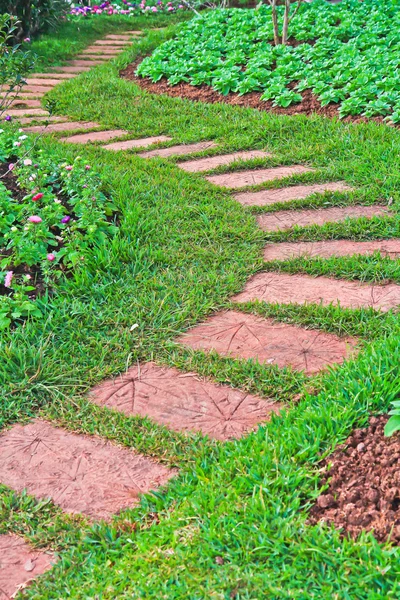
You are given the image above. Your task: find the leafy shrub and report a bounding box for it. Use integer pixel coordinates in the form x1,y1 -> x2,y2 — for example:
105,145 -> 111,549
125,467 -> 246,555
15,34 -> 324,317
137,0 -> 400,121
384,401 -> 400,437
0,126 -> 119,329
0,0 -> 70,41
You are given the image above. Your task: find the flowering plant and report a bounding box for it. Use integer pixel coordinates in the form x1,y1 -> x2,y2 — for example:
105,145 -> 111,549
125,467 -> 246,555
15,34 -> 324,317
0,125 -> 118,329
69,0 -> 185,17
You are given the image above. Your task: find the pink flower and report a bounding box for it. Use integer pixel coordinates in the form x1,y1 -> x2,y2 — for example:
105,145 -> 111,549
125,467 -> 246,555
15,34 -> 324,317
32,192 -> 43,202
47,253 -> 56,261
24,37 -> 31,43
28,215 -> 42,223
85,165 -> 91,170
8,163 -> 15,171
65,165 -> 73,171
4,271 -> 13,288
24,158 -> 32,166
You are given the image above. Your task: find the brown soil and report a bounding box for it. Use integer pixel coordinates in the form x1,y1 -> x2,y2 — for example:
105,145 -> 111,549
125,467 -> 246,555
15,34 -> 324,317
120,61 -> 390,127
309,415 -> 400,545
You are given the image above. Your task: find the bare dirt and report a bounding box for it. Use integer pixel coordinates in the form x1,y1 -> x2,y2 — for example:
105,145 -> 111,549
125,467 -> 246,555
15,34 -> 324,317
309,415 -> 400,545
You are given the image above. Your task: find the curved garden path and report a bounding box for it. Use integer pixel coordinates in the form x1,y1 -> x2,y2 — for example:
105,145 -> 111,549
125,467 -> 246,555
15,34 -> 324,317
1,30 -> 400,597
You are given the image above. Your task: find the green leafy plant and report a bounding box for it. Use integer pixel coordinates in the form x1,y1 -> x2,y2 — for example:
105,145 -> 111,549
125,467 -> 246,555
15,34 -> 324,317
384,400 -> 400,437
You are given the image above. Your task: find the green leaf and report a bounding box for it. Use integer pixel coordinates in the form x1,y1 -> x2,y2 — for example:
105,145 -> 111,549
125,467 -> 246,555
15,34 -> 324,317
384,415 -> 400,437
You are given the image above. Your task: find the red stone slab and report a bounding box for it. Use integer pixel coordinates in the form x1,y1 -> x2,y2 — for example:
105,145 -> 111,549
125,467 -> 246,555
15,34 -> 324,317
9,99 -> 42,108
0,420 -> 176,520
139,141 -> 217,159
4,108 -> 48,118
263,239 -> 400,261
60,129 -> 128,144
103,135 -> 172,151
125,30 -> 143,35
93,40 -> 132,46
105,34 -> 136,40
68,60 -> 105,67
53,66 -> 91,73
257,205 -> 389,232
82,47 -> 121,55
232,272 -> 400,312
24,121 -> 100,134
0,535 -> 54,600
178,150 -> 271,173
90,362 -> 280,441
22,85 -> 54,94
177,311 -> 356,374
206,165 -> 313,189
26,78 -> 63,86
31,72 -> 76,79
18,116 -> 68,125
235,181 -> 352,206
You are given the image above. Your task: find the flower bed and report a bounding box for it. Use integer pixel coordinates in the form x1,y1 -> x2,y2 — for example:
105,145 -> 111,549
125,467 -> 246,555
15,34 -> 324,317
69,0 -> 185,17
0,125 -> 118,329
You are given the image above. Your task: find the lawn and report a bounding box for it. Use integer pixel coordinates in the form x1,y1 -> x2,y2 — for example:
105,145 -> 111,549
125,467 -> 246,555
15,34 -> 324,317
1,9 -> 400,600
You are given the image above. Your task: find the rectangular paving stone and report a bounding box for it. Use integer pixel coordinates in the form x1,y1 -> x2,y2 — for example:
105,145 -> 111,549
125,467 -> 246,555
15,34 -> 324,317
26,78 -> 63,86
93,39 -> 132,46
0,420 -> 176,520
31,72 -> 76,79
18,116 -> 68,125
10,99 -> 42,108
82,47 -> 121,55
177,310 -> 357,374
22,85 -> 54,94
90,362 -> 280,441
68,60 -> 105,67
257,205 -> 390,232
4,108 -> 48,118
60,129 -> 128,144
139,141 -> 217,159
52,66 -> 91,73
206,165 -> 313,189
103,135 -> 172,151
0,535 -> 54,600
235,181 -> 353,206
232,272 -> 400,312
24,121 -> 100,134
178,150 -> 271,173
263,239 -> 400,261
105,34 -> 136,40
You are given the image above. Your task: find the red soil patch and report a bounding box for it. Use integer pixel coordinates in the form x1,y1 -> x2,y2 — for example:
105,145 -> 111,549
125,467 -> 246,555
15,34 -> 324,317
309,416 -> 400,545
121,62 -> 392,126
177,310 -> 357,374
90,362 -> 280,440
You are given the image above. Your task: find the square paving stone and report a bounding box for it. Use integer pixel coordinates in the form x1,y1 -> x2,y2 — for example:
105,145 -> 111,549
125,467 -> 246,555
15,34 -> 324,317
257,205 -> 389,231
0,420 -> 176,520
232,272 -> 400,312
177,311 -> 357,374
139,141 -> 217,159
206,165 -> 313,189
263,239 -> 400,261
60,129 -> 128,144
103,136 -> 172,151
90,362 -> 281,441
178,150 -> 271,173
235,181 -> 352,206
0,535 -> 54,600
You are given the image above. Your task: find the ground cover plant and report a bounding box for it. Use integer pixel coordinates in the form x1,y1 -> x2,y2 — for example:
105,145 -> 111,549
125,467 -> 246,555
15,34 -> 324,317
2,18 -> 400,600
137,0 -> 400,121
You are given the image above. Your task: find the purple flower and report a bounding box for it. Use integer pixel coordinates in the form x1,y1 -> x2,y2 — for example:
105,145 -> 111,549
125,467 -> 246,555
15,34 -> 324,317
5,115 -> 12,122
28,215 -> 42,223
4,271 -> 13,288
61,216 -> 71,224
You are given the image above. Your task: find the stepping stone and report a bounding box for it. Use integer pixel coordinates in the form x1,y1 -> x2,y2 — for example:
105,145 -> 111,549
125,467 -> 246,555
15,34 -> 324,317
206,165 -> 313,189
60,129 -> 128,144
0,535 -> 54,599
125,30 -> 143,35
9,99 -> 42,108
103,135 -> 172,151
18,115 -> 68,125
31,72 -> 76,79
0,420 -> 176,520
26,78 -> 64,86
82,47 -> 121,55
22,85 -> 54,94
177,310 -> 356,374
89,362 -> 281,441
178,150 -> 271,173
49,66 -> 91,73
139,141 -> 217,159
105,34 -> 136,40
235,181 -> 353,206
263,239 -> 400,261
93,40 -> 132,46
68,60 -> 105,67
257,205 -> 390,232
232,272 -> 400,312
24,121 -> 100,134
4,108 -> 48,118
77,55 -> 109,62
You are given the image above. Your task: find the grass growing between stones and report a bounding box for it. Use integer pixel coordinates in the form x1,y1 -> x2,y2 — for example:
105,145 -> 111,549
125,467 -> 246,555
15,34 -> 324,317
2,23 -> 400,599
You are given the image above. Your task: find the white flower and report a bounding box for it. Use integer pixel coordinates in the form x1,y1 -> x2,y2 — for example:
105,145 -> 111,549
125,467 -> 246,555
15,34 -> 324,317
24,158 -> 32,166
18,128 -> 23,133
0,129 -> 4,134
54,199 -> 61,204
28,174 -> 37,181
19,135 -> 27,141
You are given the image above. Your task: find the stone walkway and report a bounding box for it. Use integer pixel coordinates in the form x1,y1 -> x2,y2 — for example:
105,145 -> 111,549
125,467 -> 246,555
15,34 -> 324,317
2,29 -> 400,598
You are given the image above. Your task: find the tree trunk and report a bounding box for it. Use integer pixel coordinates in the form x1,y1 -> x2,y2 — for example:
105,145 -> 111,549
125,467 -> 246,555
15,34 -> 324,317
282,0 -> 290,45
270,0 -> 280,45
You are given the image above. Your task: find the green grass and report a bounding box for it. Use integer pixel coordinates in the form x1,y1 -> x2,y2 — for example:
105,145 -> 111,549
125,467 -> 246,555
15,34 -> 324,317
1,20 -> 400,600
